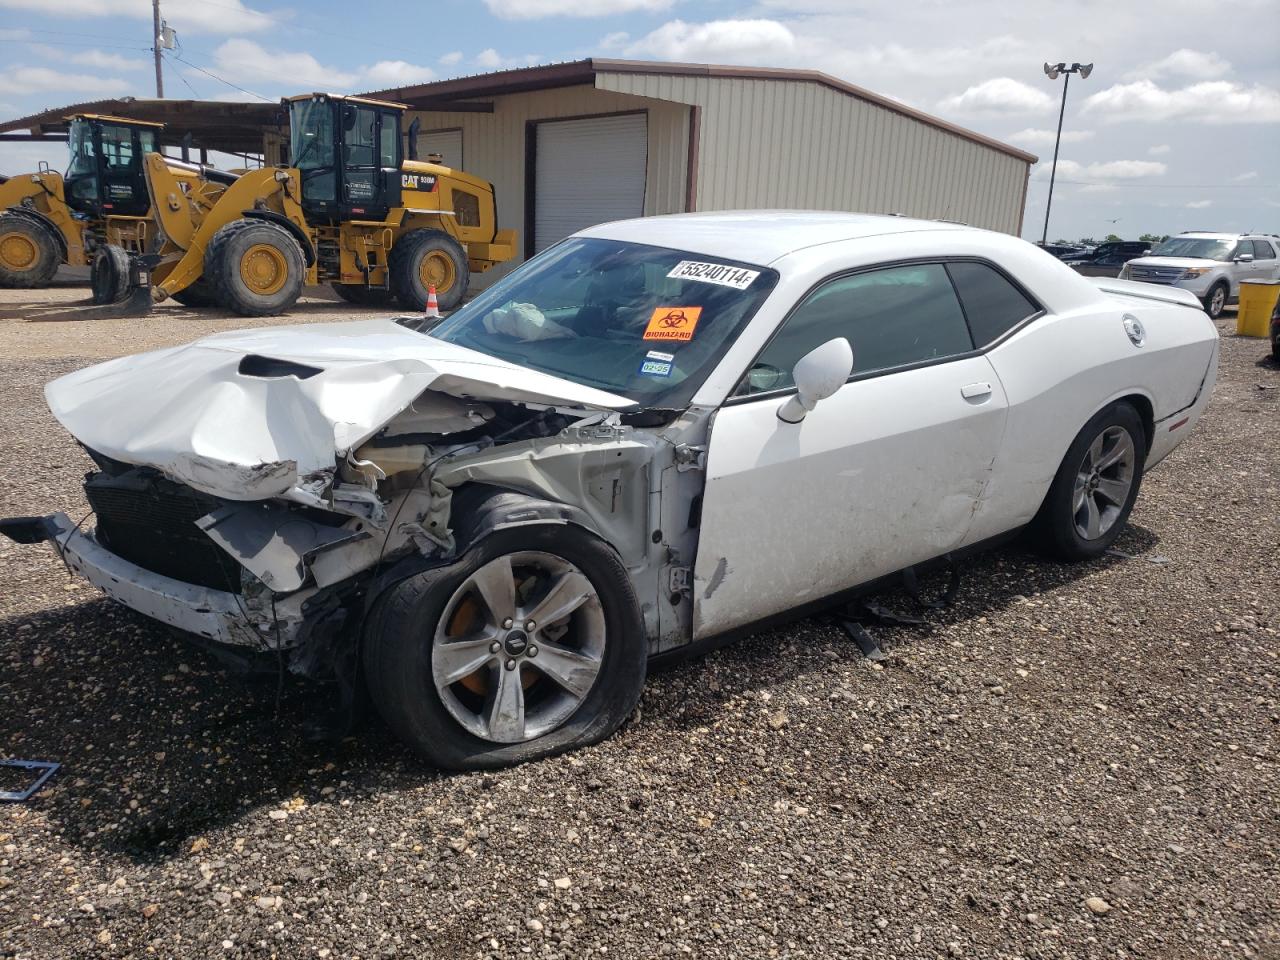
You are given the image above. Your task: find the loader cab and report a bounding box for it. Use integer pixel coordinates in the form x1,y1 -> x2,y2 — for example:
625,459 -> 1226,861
287,94 -> 404,223
63,115 -> 161,219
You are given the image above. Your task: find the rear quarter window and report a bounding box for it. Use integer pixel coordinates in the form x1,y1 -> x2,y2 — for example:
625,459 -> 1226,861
945,261 -> 1039,347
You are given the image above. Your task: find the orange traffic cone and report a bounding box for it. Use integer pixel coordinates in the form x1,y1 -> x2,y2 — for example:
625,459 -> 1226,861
424,284 -> 441,319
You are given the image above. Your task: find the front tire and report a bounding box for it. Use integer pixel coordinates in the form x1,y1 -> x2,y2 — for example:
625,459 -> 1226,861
206,219 -> 304,316
363,524 -> 646,770
0,214 -> 60,288
1033,402 -> 1146,560
1203,281 -> 1228,319
388,228 -> 469,312
170,278 -> 219,308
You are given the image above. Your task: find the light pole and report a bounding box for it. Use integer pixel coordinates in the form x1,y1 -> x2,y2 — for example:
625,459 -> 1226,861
1040,61 -> 1092,245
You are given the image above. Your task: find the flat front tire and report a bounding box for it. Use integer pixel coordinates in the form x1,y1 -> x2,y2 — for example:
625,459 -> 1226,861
362,524 -> 646,769
1033,402 -> 1146,560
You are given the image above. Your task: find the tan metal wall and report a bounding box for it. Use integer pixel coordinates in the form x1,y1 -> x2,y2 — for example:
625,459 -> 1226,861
410,84 -> 690,271
597,72 -> 1029,235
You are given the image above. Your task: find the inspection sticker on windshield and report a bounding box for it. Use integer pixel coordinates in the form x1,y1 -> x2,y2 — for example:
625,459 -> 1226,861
667,260 -> 760,290
638,350 -> 675,378
643,306 -> 702,342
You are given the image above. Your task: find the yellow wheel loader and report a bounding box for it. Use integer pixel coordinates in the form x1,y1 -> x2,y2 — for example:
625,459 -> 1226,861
0,115 -> 166,289
138,94 -> 516,316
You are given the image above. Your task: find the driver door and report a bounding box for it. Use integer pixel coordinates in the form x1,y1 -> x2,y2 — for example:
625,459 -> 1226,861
691,262 -> 1009,640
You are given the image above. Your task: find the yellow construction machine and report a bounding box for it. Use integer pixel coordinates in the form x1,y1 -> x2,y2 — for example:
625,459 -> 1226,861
131,93 -> 516,316
0,115 -> 170,290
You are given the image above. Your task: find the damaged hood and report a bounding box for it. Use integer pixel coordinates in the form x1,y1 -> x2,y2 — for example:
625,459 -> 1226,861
46,318 -> 635,501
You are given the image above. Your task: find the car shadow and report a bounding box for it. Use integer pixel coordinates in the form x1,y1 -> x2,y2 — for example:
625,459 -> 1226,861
2,524 -> 1162,862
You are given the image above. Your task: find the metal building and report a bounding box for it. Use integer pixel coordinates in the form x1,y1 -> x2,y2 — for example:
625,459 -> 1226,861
367,59 -> 1036,266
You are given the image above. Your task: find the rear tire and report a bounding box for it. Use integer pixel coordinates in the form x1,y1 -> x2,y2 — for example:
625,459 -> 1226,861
90,244 -> 130,305
206,219 -> 304,317
330,283 -> 396,308
0,214 -> 60,288
362,524 -> 646,770
389,228 -> 469,312
1032,402 -> 1146,561
1202,281 -> 1228,319
170,278 -> 219,308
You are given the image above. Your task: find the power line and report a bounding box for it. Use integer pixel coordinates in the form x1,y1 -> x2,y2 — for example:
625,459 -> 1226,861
167,52 -> 273,102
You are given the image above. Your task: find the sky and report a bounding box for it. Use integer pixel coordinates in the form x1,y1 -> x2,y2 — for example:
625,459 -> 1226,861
0,0 -> 1277,242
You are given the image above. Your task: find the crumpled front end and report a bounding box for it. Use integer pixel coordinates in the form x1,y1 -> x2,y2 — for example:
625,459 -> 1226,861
6,319 -> 705,676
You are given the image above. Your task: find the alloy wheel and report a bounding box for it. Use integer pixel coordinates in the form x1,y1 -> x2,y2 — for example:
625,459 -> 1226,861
431,551 -> 606,744
1072,425 -> 1136,541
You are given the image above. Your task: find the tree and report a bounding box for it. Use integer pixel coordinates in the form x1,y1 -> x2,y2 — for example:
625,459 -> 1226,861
1104,233 -> 1122,242
1138,233 -> 1168,244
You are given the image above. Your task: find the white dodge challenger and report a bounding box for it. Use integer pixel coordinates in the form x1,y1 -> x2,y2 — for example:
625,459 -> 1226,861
2,212 -> 1218,768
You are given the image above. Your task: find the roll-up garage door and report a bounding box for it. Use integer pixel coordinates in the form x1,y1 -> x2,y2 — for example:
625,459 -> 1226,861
417,129 -> 462,169
533,113 -> 647,254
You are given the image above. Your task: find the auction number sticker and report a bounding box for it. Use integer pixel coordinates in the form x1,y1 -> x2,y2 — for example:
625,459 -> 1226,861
643,306 -> 702,342
638,349 -> 675,378
667,260 -> 760,290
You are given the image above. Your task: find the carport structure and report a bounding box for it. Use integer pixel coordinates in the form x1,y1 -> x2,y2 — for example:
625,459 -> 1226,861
366,59 -> 1036,264
0,99 -> 284,166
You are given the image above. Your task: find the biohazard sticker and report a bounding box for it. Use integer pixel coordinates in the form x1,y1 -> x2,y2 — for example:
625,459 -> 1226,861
643,306 -> 702,342
667,260 -> 760,290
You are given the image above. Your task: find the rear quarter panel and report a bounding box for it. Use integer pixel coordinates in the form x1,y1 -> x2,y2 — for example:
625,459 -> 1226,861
967,296 -> 1217,544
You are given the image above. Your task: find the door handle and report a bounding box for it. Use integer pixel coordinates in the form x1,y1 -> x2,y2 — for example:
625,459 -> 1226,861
961,382 -> 993,402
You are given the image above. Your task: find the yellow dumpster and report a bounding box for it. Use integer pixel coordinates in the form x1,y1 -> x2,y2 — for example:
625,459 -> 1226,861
1236,280 -> 1280,338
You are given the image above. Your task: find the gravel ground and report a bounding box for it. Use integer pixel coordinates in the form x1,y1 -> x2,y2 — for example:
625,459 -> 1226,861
0,285 -> 1277,960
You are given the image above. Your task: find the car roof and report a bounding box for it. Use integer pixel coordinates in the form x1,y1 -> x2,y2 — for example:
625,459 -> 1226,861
1178,232 -> 1242,240
576,210 -> 972,266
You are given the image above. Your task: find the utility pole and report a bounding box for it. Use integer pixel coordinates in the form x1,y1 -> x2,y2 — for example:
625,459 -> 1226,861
1040,61 -> 1092,245
151,0 -> 164,97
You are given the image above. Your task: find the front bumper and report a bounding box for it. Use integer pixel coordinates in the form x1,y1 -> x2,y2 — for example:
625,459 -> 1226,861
2,512 -> 302,648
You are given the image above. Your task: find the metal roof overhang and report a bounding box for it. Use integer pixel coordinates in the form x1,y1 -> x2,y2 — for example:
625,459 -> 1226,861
0,99 -> 281,155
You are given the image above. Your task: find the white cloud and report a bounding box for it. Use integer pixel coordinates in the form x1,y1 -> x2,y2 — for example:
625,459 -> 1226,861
438,51 -> 463,67
1185,200 -> 1212,209
363,60 -> 435,88
600,31 -> 630,51
209,38 -> 355,90
1124,49 -> 1231,82
938,77 -> 1055,114
1006,127 -> 1094,146
473,49 -> 542,70
1083,79 -> 1280,124
624,19 -> 796,61
0,64 -> 132,97
26,45 -> 148,72
1232,170 -> 1258,182
1032,158 -> 1168,182
1148,143 -> 1171,155
484,0 -> 673,17
0,0 -> 277,34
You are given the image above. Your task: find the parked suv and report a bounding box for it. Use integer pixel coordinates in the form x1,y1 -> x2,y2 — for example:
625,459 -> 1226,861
1120,233 -> 1280,319
1062,240 -> 1152,278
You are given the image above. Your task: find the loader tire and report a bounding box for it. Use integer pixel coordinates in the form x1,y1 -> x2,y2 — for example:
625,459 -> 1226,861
90,244 -> 130,305
331,283 -> 396,308
389,229 -> 469,312
0,214 -> 60,288
171,279 -> 219,308
206,219 -> 304,317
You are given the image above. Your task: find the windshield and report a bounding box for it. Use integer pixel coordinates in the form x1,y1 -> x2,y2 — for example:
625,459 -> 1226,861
427,237 -> 779,408
65,119 -> 95,178
1150,237 -> 1235,261
289,100 -> 334,170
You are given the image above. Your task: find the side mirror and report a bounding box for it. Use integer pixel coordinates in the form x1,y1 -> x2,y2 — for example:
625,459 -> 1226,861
777,338 -> 854,424
1235,253 -> 1255,263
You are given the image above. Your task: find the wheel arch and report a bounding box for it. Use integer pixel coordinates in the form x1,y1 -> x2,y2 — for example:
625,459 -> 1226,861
240,209 -> 315,266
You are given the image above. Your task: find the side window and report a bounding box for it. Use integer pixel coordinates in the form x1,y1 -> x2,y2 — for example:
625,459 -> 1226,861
739,263 -> 973,395
1251,240 -> 1275,260
946,261 -> 1039,346
378,113 -> 399,168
